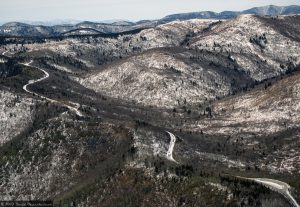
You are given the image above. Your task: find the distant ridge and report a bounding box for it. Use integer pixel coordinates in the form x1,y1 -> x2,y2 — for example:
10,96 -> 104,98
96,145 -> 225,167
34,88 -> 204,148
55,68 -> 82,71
0,5 -> 299,37
159,5 -> 300,23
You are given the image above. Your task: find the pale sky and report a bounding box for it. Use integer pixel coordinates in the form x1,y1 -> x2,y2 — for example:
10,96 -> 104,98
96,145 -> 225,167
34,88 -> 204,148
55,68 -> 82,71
1,0 -> 299,23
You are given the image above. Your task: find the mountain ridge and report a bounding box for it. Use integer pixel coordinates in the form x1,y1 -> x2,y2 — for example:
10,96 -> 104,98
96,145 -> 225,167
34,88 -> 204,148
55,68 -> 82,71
0,10 -> 300,206
160,5 -> 300,23
0,5 -> 299,37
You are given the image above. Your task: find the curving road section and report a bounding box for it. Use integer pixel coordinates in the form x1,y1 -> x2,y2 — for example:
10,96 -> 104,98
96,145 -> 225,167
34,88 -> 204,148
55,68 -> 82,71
3,49 -> 299,206
21,61 -> 83,117
164,130 -> 298,206
166,131 -> 178,163
252,178 -> 299,207
1,51 -> 8,56
237,176 -> 299,207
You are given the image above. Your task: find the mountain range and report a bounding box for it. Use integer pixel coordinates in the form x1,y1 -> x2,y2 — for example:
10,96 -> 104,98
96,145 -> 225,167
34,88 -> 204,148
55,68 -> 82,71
160,5 -> 300,23
0,4 -> 300,207
0,5 -> 299,37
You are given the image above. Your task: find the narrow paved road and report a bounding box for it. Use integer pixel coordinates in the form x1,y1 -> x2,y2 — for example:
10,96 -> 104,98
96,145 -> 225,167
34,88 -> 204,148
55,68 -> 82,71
237,176 -> 299,207
166,131 -> 178,163
252,178 -> 299,207
1,51 -> 7,56
21,61 -> 83,117
3,49 -> 299,206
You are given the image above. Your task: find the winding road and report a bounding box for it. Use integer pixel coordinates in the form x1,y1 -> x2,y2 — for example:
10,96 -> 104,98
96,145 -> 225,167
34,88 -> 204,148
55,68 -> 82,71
21,61 -> 83,117
1,51 -> 8,56
2,48 -> 299,206
252,178 -> 299,207
166,131 -> 178,163
236,176 -> 299,207
166,130 -> 299,206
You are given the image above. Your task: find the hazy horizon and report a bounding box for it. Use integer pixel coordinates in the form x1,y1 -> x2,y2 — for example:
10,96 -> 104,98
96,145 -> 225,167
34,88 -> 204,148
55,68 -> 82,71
1,0 -> 299,23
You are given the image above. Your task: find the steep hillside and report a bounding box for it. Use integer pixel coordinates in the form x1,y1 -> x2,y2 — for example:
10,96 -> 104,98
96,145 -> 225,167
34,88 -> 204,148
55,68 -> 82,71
81,15 -> 300,108
0,13 -> 300,207
257,15 -> 300,42
0,112 -> 132,200
191,72 -> 300,136
2,19 -> 215,72
182,72 -> 300,175
190,15 -> 300,81
0,89 -> 35,145
81,48 -> 252,108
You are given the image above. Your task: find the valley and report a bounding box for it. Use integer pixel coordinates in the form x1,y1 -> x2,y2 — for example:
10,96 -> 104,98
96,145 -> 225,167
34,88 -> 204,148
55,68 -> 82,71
0,8 -> 300,207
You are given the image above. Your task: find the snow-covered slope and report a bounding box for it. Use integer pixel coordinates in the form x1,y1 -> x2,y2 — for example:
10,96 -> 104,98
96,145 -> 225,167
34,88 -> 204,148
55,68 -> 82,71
81,49 -> 245,108
0,90 -> 35,145
183,72 -> 300,174
80,15 -> 300,108
3,19 -> 215,73
190,15 -> 300,81
1,13 -> 300,206
192,73 -> 300,136
0,20 -> 157,37
160,5 -> 300,23
0,112 -> 131,200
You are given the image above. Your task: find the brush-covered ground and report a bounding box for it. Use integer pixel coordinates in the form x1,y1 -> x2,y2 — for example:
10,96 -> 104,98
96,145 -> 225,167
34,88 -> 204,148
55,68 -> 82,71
0,14 -> 299,207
